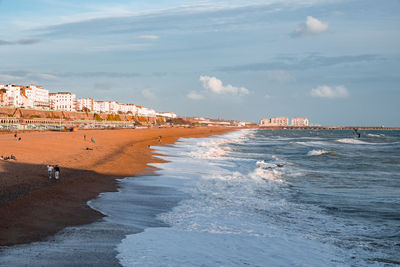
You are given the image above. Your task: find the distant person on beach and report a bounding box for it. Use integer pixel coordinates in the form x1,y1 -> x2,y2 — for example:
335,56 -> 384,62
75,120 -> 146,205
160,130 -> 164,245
47,165 -> 54,179
14,133 -> 17,140
158,136 -> 162,143
84,135 -> 86,141
18,137 -> 21,141
91,137 -> 95,143
54,165 -> 60,180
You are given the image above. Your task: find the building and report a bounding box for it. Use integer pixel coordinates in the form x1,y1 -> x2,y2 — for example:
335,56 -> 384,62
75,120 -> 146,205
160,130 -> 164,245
137,106 -> 156,117
108,101 -> 120,114
119,103 -> 137,114
97,101 -> 110,113
49,92 -> 76,111
292,117 -> 309,127
260,117 -> 289,126
2,84 -> 23,107
22,85 -> 49,109
156,112 -> 177,119
76,98 -> 96,112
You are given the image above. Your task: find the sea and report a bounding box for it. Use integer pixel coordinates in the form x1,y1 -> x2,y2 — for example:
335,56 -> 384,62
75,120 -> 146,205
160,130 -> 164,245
0,129 -> 399,266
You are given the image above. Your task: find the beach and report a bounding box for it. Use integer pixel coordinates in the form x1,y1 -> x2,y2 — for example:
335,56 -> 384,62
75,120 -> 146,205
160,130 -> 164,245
0,127 -> 234,247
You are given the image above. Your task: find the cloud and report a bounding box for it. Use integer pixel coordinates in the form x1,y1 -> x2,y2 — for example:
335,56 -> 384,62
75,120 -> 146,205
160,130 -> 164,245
35,73 -> 57,80
137,35 -> 159,40
292,16 -> 328,38
199,76 -> 249,96
16,38 -> 42,45
0,38 -> 42,46
141,89 -> 156,99
0,71 -> 56,81
187,91 -> 204,100
266,70 -> 295,83
58,71 -> 141,78
219,54 -> 381,72
0,40 -> 12,46
0,74 -> 23,81
310,85 -> 349,98
94,82 -> 114,91
264,94 -> 272,99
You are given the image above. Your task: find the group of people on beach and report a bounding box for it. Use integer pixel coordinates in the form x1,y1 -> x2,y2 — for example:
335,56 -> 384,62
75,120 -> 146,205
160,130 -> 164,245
47,165 -> 61,180
14,133 -> 22,141
0,154 -> 16,161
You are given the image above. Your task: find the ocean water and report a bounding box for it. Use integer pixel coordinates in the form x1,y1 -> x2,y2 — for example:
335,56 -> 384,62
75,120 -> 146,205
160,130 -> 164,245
1,129 -> 399,266
114,129 -> 400,266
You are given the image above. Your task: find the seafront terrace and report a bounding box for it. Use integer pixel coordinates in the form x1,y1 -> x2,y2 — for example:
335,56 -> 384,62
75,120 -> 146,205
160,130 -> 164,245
0,117 -> 136,131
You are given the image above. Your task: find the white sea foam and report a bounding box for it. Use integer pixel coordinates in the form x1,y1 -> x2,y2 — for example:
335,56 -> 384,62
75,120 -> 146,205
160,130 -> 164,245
115,130 -> 361,266
367,133 -> 384,137
290,140 -> 328,147
307,149 -> 329,156
336,138 -> 370,144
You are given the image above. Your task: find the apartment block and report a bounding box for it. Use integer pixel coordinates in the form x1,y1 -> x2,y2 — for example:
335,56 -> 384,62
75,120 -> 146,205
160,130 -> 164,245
49,92 -> 76,111
291,117 -> 309,127
260,116 -> 289,126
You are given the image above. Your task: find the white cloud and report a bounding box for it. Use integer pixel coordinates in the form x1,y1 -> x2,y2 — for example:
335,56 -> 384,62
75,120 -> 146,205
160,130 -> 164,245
264,94 -> 272,99
266,70 -> 295,83
141,89 -> 156,99
199,76 -> 249,96
310,85 -> 349,98
187,91 -> 204,100
0,74 -> 23,81
137,35 -> 159,40
34,73 -> 57,80
293,16 -> 328,38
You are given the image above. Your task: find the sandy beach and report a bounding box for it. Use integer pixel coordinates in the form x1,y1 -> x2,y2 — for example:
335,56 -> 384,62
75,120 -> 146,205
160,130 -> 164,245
0,127 -> 234,247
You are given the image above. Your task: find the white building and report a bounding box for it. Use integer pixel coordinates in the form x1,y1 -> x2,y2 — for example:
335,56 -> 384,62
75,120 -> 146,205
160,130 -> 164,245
156,112 -> 177,119
137,106 -> 156,117
49,92 -> 76,111
2,84 -> 23,107
97,101 -> 110,113
21,85 -> 49,109
292,117 -> 309,127
109,101 -> 120,114
260,117 -> 289,126
76,98 -> 96,112
119,103 -> 137,114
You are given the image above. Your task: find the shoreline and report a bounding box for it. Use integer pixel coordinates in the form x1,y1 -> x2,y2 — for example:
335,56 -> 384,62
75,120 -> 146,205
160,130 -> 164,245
0,127 -> 235,247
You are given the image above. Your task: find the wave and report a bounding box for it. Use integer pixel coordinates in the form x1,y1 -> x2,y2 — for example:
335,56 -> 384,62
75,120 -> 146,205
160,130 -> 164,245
290,141 -> 329,147
366,133 -> 385,137
307,149 -> 328,156
254,160 -> 286,183
336,138 -> 371,144
188,129 -> 249,160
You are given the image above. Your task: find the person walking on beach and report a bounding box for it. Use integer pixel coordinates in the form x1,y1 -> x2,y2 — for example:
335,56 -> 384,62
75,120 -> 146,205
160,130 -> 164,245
47,165 -> 54,179
14,133 -> 17,141
54,165 -> 60,180
84,134 -> 86,141
91,137 -> 95,143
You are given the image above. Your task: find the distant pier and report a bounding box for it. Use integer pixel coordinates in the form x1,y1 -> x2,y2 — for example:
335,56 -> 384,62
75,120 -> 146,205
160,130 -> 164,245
258,126 -> 400,130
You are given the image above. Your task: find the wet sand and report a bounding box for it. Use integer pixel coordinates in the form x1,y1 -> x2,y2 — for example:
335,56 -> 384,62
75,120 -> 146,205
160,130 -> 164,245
0,127 -> 234,246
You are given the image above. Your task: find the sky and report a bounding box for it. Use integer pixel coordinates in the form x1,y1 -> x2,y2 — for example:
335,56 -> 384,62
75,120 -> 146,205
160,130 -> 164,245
0,0 -> 399,126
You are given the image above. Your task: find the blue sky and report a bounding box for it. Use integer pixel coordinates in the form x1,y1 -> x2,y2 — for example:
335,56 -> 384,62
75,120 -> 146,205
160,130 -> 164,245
0,0 -> 399,126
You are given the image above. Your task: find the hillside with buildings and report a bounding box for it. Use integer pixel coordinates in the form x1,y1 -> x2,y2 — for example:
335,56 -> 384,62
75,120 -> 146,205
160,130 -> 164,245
0,83 -> 177,119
